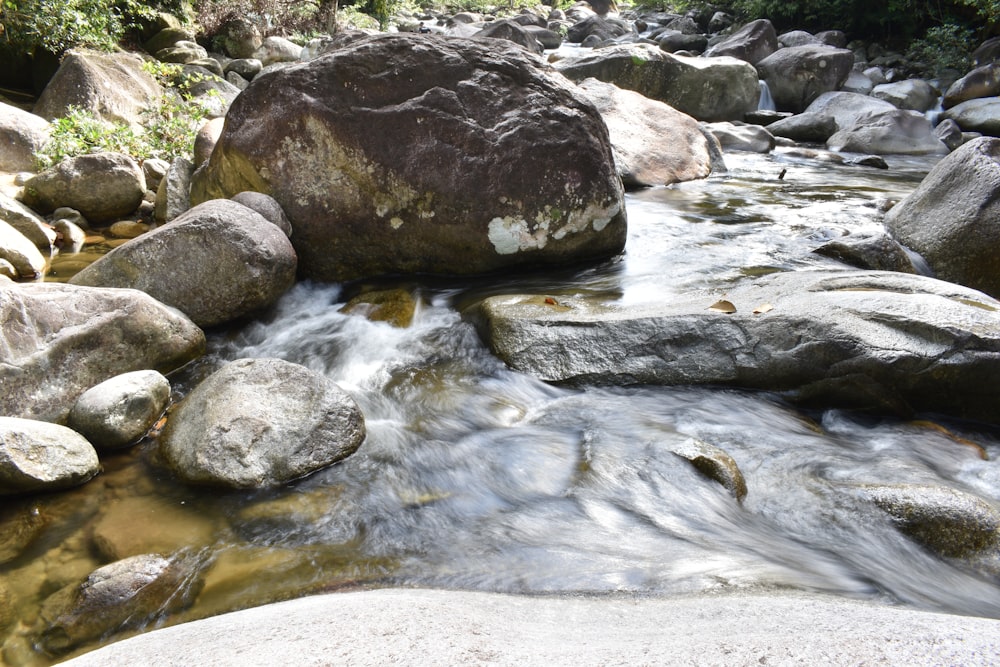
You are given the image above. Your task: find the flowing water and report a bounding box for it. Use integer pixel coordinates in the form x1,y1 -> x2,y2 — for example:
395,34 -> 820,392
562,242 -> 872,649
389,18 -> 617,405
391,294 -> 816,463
6,150 -> 1000,665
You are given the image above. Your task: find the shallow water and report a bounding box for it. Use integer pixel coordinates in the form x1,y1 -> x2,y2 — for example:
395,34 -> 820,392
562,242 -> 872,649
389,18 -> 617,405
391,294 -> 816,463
6,150 -> 1000,665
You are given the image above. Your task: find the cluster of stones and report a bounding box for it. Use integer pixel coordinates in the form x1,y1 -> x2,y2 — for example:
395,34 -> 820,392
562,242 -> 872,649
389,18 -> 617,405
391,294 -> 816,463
2,1 -> 1000,658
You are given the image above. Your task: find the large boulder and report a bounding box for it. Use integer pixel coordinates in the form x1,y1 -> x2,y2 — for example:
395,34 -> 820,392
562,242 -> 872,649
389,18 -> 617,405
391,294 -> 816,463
756,45 -> 855,113
67,370 -> 171,450
212,18 -> 263,59
0,417 -> 100,495
553,44 -> 760,121
0,102 -> 50,172
33,50 -> 162,126
70,199 -> 297,328
704,18 -> 778,64
940,97 -> 1000,137
21,152 -> 145,224
0,279 -> 205,423
942,64 -> 1000,109
871,79 -> 939,112
575,78 -> 719,187
884,137 -> 1000,297
826,109 -> 947,155
566,15 -> 630,44
160,358 -> 366,489
474,270 -> 1000,423
191,34 -> 626,282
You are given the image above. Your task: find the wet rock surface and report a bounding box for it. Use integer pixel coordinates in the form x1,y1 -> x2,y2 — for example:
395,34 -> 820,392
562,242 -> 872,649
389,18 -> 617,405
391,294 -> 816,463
475,270 -> 1000,422
160,358 -> 366,488
0,417 -> 100,495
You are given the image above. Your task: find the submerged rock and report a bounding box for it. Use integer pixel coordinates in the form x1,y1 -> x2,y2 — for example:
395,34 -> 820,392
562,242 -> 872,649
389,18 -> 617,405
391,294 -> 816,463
858,484 -> 1000,558
192,33 -> 625,282
0,417 -> 99,495
70,199 -> 297,328
474,270 -> 1000,422
340,288 -> 418,328
669,438 -> 747,503
160,358 -> 366,489
0,279 -> 205,423
91,495 -> 218,561
884,137 -> 1000,298
37,553 -> 202,655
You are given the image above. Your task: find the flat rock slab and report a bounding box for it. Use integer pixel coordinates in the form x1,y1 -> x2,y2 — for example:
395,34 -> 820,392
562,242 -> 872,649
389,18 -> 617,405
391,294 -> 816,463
61,588 -> 1000,666
475,270 -> 1000,422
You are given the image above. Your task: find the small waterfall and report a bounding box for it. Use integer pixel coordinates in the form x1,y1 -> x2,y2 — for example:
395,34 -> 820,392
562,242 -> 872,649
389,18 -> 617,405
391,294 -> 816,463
758,80 -> 776,111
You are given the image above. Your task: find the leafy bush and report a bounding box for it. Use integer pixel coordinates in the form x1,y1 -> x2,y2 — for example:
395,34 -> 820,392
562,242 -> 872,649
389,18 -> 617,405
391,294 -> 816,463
35,62 -> 212,169
906,23 -> 974,76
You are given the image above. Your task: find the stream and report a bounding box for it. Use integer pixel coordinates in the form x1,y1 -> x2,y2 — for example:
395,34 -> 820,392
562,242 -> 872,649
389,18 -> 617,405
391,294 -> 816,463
6,149 -> 1000,665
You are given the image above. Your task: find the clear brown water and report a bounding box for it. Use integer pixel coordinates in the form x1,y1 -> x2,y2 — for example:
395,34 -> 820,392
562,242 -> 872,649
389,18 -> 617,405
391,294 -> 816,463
6,150 -> 1000,666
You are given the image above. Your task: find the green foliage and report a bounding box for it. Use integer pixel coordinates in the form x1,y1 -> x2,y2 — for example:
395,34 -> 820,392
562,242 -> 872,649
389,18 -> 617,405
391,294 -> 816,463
0,0 -> 186,55
35,65 -> 212,169
907,23 -> 974,76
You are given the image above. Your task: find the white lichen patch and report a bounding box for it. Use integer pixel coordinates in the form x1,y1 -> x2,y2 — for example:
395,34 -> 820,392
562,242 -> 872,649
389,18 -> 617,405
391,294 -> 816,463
390,217 -> 404,229
488,216 -> 550,254
553,199 -> 622,240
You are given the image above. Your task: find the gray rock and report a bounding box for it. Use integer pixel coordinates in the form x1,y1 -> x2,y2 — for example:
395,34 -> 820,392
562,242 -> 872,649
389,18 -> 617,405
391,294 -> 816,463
554,43 -> 760,122
522,25 -> 562,50
942,64 -> 1000,109
160,358 -> 366,488
230,191 -> 293,236
884,137 -> 1000,298
826,109 -> 947,155
0,102 -> 50,172
52,218 -> 86,253
192,34 -> 625,282
33,50 -> 162,126
0,280 -> 205,423
253,36 -> 302,66
50,207 -> 89,231
0,191 -> 56,248
840,70 -> 874,95
0,219 -> 47,279
186,57 -> 225,78
576,78 -> 719,187
0,417 -> 99,495
68,370 -> 171,450
153,156 -> 194,224
213,18 -> 263,59
37,553 -> 202,655
141,158 -> 170,192
756,45 -> 855,113
224,58 -> 262,81
940,97 -> 1000,137
474,19 -> 543,54
566,15 -> 629,44
0,258 -> 15,279
813,233 -> 918,273
22,152 -> 145,224
704,19 -> 778,64
704,121 -> 775,152
143,26 -> 197,55
179,66 -> 242,118
871,79 -> 939,112
858,484 -> 1000,557
778,30 -> 820,48
654,30 -> 707,54
934,117 -> 965,151
800,91 -> 898,130
70,199 -> 296,328
155,41 -> 208,65
474,270 -> 1000,422
765,112 -> 837,142
193,117 -> 224,166
669,438 -> 747,502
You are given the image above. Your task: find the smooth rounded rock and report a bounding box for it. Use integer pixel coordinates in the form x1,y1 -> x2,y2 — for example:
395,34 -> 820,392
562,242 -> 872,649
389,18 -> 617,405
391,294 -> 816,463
160,358 -> 366,489
21,152 -> 145,224
0,417 -> 99,496
68,370 -> 170,450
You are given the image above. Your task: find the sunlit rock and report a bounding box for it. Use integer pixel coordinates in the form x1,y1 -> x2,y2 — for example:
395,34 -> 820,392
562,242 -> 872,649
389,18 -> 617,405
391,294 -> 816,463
192,33 -> 625,281
755,45 -> 854,113
0,417 -> 99,496
474,270 -> 1000,423
68,370 -> 170,450
21,152 -> 145,224
669,438 -> 747,503
160,358 -> 366,489
340,288 -> 418,328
